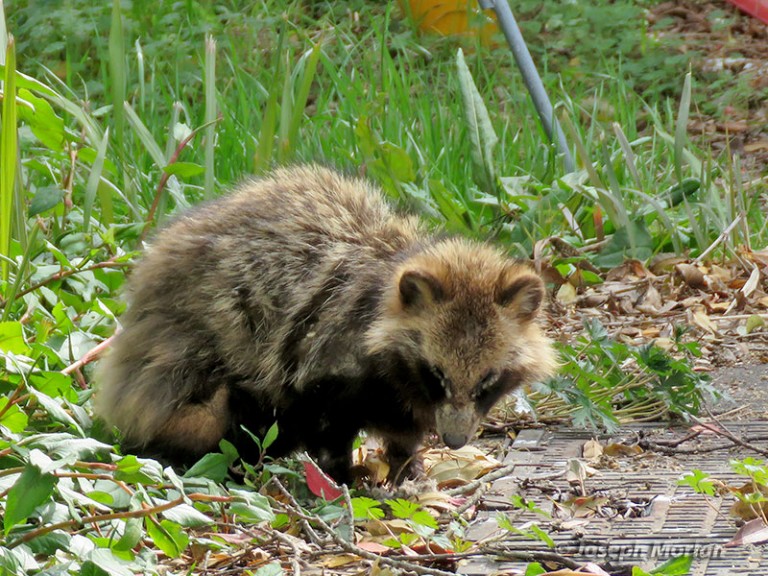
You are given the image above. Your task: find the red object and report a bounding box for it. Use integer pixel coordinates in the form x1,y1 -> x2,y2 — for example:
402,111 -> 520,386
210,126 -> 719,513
725,0 -> 768,24
302,461 -> 343,500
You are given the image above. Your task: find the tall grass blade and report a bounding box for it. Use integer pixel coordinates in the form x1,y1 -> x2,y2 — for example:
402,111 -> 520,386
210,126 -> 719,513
559,111 -> 603,189
673,72 -> 691,183
286,44 -> 321,161
204,35 -> 216,200
1,35 -> 17,286
135,39 -> 145,113
612,122 -> 641,190
109,0 -> 126,186
2,222 -> 39,322
277,52 -> 294,164
0,0 -> 7,64
83,128 -> 110,233
455,48 -> 498,193
124,102 -> 165,167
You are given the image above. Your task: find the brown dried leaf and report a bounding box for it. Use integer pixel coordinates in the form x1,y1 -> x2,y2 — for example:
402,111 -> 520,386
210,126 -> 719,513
556,282 -> 578,306
423,446 -> 500,488
603,443 -> 643,457
725,518 -> 768,547
675,262 -> 707,290
582,439 -> 603,460
606,259 -> 653,281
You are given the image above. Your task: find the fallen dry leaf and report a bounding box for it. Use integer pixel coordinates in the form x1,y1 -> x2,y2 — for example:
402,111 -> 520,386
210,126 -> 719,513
423,445 -> 500,488
725,518 -> 768,547
603,443 -> 643,457
582,439 -> 603,460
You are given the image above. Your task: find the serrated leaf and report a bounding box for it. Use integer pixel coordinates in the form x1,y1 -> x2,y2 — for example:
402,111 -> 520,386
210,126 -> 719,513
145,518 -> 189,558
162,161 -> 205,178
28,186 -> 65,216
4,463 -> 58,534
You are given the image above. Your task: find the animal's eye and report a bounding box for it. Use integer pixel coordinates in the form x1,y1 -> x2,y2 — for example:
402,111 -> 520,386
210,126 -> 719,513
473,370 -> 505,413
416,362 -> 449,402
431,365 -> 446,382
477,370 -> 499,392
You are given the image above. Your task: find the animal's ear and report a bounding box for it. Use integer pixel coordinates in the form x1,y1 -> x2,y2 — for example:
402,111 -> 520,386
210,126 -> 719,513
496,273 -> 545,320
399,270 -> 446,309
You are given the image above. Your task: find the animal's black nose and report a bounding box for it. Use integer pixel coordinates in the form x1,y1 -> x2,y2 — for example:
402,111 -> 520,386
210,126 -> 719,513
442,433 -> 469,449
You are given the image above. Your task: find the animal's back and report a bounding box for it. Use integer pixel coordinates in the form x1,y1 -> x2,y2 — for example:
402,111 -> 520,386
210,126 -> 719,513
95,166 -> 422,462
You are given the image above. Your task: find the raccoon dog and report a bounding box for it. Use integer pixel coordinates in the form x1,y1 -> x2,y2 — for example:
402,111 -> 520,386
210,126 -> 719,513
95,165 -> 556,483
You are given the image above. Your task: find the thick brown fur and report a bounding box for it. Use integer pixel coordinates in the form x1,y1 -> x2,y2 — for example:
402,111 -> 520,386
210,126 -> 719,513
95,165 -> 557,483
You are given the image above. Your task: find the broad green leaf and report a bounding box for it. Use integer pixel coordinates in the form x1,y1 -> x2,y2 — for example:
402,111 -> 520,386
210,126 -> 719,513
84,548 -> 134,576
456,48 -> 498,192
111,518 -> 143,552
184,452 -> 230,483
0,397 -> 28,432
4,462 -> 58,534
651,556 -> 693,576
228,489 -> 275,524
0,321 -> 29,354
17,88 -> 65,151
162,503 -> 213,527
145,518 -> 189,558
28,186 -> 65,216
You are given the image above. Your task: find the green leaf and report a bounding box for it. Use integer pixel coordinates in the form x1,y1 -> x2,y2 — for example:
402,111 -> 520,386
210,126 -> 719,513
0,321 -> 30,354
145,518 -> 189,558
28,186 -> 65,216
162,161 -> 205,178
0,397 -> 28,432
83,127 -> 109,232
228,489 -> 275,524
677,469 -> 715,496
184,452 -> 230,483
648,554 -> 693,575
162,503 -> 214,528
17,88 -> 65,151
524,563 -> 547,576
352,497 -> 385,520
253,562 -> 284,576
456,48 -> 498,192
4,463 -> 58,534
262,421 -> 279,451
111,517 -> 143,552
1,35 -> 18,284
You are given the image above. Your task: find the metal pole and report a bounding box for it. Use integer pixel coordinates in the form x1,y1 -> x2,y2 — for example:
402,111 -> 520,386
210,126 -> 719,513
479,0 -> 575,173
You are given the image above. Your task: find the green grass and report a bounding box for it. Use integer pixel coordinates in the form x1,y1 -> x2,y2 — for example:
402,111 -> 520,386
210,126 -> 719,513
0,0 -> 766,573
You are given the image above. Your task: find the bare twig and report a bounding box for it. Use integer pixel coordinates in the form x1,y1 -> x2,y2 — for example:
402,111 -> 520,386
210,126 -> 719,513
61,334 -> 117,375
0,257 -> 129,307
